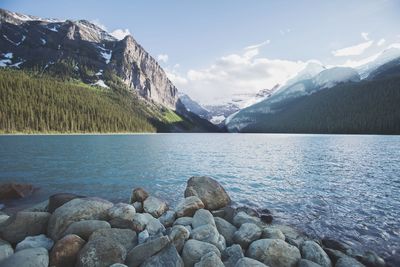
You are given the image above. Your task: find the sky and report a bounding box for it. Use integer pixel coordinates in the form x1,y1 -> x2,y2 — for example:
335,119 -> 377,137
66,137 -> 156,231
1,0 -> 400,105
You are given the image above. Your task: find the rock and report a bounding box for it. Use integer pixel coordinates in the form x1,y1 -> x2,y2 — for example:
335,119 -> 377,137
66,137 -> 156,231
212,206 -> 236,224
130,187 -> 149,203
138,230 -> 149,244
108,203 -> 136,221
0,213 -> 9,224
356,251 -> 386,267
0,239 -> 13,262
173,217 -> 193,227
176,196 -> 205,218
233,211 -> 262,227
145,214 -> 166,236
236,206 -> 260,217
184,176 -> 231,210
222,244 -> 244,267
159,210 -> 176,227
47,198 -> 113,240
235,257 -> 268,267
62,220 -> 111,240
109,218 -> 135,230
1,247 -> 48,267
143,196 -> 168,218
247,239 -> 301,267
90,228 -> 137,252
182,239 -> 221,267
16,234 -> 54,251
323,248 -> 347,264
48,193 -> 83,213
125,235 -> 170,267
216,234 -> 227,252
298,259 -> 323,267
131,213 -> 149,231
169,225 -> 190,253
110,264 -> 128,267
260,214 -> 273,224
300,241 -> 332,267
191,224 -> 219,245
49,234 -> 85,267
141,244 -> 184,267
321,238 -> 349,253
262,228 -> 285,240
335,256 -> 365,267
0,211 -> 50,244
77,236 -> 126,267
194,251 -> 224,267
132,201 -> 143,213
192,209 -> 216,228
0,183 -> 34,200
233,223 -> 262,249
24,200 -> 49,212
214,217 -> 237,246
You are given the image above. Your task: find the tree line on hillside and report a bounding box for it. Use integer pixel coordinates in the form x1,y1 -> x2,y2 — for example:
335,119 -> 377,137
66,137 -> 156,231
242,75 -> 400,134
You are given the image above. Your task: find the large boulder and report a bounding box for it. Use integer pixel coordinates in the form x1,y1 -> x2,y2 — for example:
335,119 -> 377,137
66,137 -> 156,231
247,239 -> 301,267
1,247 -> 48,267
235,257 -> 268,267
335,256 -> 365,267
184,176 -> 231,210
191,224 -> 219,245
0,211 -> 50,244
233,211 -> 262,227
233,223 -> 262,249
62,220 -> 111,240
76,228 -> 136,267
48,193 -> 83,213
182,239 -> 221,267
0,239 -> 13,262
176,196 -> 205,217
0,183 -> 34,200
131,213 -> 165,235
143,196 -> 168,218
300,241 -> 332,267
192,209 -> 216,228
298,259 -> 323,267
49,234 -> 85,267
141,244 -> 184,267
130,188 -> 149,203
159,210 -> 176,227
169,225 -> 190,253
222,244 -> 244,267
15,234 -> 54,251
214,217 -> 237,246
262,228 -> 285,240
125,235 -> 170,267
173,217 -> 193,227
47,198 -> 113,240
108,203 -> 136,221
194,251 -> 224,267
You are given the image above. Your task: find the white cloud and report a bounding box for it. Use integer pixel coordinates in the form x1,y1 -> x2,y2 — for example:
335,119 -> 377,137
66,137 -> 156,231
157,54 -> 169,63
377,38 -> 386,46
166,44 -> 305,105
361,32 -> 370,41
110,29 -> 131,40
332,40 -> 374,57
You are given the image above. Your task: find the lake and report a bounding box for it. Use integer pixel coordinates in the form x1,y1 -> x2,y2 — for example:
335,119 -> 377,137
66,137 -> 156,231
0,133 -> 399,264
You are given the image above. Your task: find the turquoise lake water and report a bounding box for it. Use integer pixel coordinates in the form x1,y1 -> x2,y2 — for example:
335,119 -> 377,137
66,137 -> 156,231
0,133 -> 399,264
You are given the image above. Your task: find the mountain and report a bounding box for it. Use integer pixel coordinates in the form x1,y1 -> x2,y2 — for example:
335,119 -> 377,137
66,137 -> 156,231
226,59 -> 400,134
226,66 -> 360,131
178,93 -> 210,119
0,8 -> 219,133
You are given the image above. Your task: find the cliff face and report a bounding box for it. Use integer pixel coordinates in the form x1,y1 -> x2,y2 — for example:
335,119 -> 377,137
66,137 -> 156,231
113,36 -> 178,109
0,8 -> 178,109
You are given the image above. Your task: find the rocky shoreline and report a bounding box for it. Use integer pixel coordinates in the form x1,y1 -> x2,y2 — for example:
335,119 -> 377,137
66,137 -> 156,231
0,176 -> 387,267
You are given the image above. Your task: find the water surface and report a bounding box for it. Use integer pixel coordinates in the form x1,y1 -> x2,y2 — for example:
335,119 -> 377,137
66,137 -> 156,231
0,134 -> 399,264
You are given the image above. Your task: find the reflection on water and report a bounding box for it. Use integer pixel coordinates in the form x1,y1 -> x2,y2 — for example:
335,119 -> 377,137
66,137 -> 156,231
0,133 -> 399,264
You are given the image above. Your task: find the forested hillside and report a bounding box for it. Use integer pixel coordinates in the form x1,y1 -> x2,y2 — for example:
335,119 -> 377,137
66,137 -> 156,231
241,75 -> 400,134
0,69 -> 217,133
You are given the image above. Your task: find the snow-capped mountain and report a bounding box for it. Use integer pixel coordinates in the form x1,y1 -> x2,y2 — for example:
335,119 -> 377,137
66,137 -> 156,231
0,8 -> 178,109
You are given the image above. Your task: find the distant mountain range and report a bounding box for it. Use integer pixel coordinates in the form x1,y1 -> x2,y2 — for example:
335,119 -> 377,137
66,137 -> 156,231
0,8 -> 219,133
226,54 -> 400,134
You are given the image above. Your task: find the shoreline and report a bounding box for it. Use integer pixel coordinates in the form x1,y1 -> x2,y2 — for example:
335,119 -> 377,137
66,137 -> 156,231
0,177 -> 389,267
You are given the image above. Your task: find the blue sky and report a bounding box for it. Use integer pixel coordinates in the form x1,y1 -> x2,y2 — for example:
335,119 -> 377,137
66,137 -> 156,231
2,0 -> 400,104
